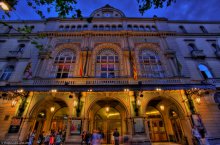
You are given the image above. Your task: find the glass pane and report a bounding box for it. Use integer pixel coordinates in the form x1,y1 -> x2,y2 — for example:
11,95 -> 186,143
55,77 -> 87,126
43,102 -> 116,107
108,72 -> 115,78
65,57 -> 72,63
101,73 -> 107,78
58,65 -> 63,72
101,64 -> 107,71
108,64 -> 114,71
59,57 -> 65,63
108,56 -> 114,63
101,56 -> 107,63
63,65 -> 70,72
115,56 -> 119,63
62,73 -> 68,78
97,56 -> 100,63
56,73 -> 61,78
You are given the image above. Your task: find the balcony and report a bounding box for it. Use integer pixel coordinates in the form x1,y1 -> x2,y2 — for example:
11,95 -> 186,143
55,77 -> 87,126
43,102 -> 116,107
191,50 -> 206,59
15,77 -> 192,86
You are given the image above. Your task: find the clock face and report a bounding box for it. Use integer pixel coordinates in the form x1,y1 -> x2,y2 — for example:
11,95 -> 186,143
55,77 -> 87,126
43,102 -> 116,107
104,13 -> 111,17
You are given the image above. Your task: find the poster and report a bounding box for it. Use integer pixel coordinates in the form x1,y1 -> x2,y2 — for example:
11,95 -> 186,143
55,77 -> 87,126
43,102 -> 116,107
70,119 -> 81,135
8,117 -> 22,133
133,118 -> 145,134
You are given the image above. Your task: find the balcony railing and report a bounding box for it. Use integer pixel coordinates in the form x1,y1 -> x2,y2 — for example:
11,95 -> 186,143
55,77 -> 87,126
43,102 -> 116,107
16,77 -> 192,86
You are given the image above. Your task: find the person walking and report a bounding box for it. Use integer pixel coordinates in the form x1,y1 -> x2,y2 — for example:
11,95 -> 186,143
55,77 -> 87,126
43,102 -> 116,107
192,125 -> 201,145
113,128 -> 119,145
28,130 -> 36,145
37,131 -> 45,145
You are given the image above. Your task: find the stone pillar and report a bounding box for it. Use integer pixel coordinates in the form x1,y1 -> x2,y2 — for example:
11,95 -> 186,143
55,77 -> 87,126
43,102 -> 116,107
18,118 -> 35,142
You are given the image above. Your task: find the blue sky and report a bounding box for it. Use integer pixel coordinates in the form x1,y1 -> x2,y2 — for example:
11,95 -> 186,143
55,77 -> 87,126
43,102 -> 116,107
2,0 -> 220,21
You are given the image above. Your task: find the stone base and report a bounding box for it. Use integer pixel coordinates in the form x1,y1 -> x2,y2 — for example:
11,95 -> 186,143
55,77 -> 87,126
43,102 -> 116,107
131,135 -> 151,145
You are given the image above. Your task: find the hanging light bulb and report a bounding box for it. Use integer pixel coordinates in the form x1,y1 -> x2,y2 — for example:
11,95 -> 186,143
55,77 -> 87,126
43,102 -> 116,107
11,99 -> 18,107
106,106 -> 110,113
50,106 -> 55,112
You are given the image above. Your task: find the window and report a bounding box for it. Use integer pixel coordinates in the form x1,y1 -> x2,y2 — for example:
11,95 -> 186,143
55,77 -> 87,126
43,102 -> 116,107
77,25 -> 82,31
118,25 -> 123,30
211,43 -> 220,51
105,25 -> 110,31
112,25 -> 116,31
96,49 -> 119,78
139,49 -> 164,78
145,25 -> 151,31
71,25 -> 76,31
133,25 -> 138,31
83,25 -> 88,30
99,25 -> 104,31
200,26 -> 208,33
59,25 -> 64,31
151,26 -> 157,31
93,25 -> 98,30
0,65 -> 14,80
127,25 -> 132,30
179,25 -> 187,33
52,49 -> 76,78
65,25 -> 70,31
140,26 -> 145,31
188,43 -> 197,50
198,64 -> 213,79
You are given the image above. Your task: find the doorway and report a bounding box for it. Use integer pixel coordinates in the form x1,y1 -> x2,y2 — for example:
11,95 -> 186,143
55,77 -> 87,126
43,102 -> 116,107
94,107 -> 121,144
146,106 -> 167,142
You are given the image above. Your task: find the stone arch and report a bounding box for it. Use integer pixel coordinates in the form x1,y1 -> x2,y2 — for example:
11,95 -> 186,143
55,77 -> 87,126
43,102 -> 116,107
142,94 -> 186,119
91,43 -> 123,76
28,94 -> 71,119
86,95 -> 130,117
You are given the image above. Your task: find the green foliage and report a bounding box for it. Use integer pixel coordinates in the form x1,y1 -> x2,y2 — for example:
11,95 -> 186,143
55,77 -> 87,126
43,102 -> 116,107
137,0 -> 176,15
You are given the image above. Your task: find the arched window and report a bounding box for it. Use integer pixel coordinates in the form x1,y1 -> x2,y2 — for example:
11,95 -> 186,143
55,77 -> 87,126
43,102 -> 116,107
59,25 -> 64,31
112,25 -> 116,31
179,25 -> 187,33
52,49 -> 76,78
200,26 -> 208,33
140,26 -> 145,31
105,25 -> 110,31
0,65 -> 14,80
77,25 -> 82,31
139,49 -> 164,78
133,25 -> 138,31
198,64 -> 213,79
83,25 -> 88,30
145,25 -> 151,31
93,25 -> 97,30
151,25 -> 157,31
118,25 -> 122,30
71,25 -> 76,31
96,49 -> 119,78
127,25 -> 132,30
65,25 -> 70,31
188,43 -> 197,50
99,25 -> 104,31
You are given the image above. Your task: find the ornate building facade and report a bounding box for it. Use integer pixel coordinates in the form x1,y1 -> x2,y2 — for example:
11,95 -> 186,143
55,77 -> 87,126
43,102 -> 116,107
0,4 -> 220,145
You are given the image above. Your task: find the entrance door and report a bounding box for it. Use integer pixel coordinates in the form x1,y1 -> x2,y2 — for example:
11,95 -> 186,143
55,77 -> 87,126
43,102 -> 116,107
147,118 -> 167,142
94,107 -> 121,144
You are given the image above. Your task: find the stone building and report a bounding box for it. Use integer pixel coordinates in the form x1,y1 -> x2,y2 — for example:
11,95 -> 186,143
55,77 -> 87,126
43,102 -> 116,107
0,4 -> 220,145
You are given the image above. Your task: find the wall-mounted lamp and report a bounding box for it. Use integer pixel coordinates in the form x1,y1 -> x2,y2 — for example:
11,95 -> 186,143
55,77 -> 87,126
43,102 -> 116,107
11,99 -> 18,107
195,97 -> 201,104
88,89 -> 93,92
106,106 -> 110,113
137,99 -> 141,106
73,100 -> 78,107
160,105 -> 165,111
17,89 -> 24,93
156,88 -> 162,91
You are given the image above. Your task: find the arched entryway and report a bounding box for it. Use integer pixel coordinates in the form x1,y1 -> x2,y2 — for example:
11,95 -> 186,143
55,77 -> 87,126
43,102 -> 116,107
26,97 -> 69,142
88,99 -> 128,144
146,97 -> 188,144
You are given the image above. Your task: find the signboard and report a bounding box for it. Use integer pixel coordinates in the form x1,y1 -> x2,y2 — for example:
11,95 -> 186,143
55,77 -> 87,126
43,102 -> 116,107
70,119 -> 81,135
133,118 -> 145,134
8,117 -> 22,133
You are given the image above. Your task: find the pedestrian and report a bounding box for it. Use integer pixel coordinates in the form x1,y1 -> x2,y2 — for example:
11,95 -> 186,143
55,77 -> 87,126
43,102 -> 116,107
28,130 -> 36,145
37,131 -> 45,145
55,132 -> 62,145
100,130 -> 105,144
113,128 -> 120,145
90,129 -> 101,145
85,131 -> 91,145
82,131 -> 86,144
44,132 -> 50,145
192,125 -> 201,145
